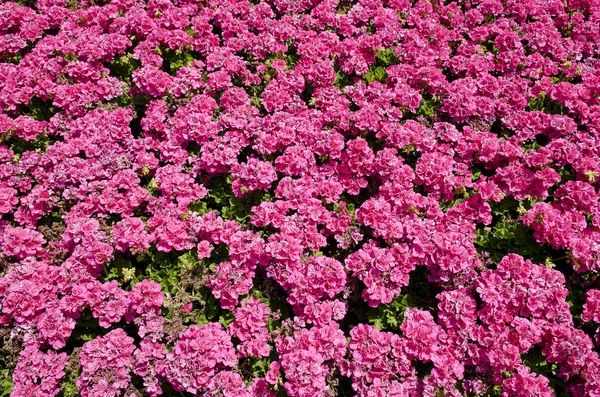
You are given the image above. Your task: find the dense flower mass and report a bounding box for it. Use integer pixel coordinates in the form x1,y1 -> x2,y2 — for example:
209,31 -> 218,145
1,0 -> 600,396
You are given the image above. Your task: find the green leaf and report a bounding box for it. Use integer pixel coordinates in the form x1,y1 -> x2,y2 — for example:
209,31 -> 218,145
218,311 -> 235,327
203,295 -> 219,322
365,293 -> 411,331
334,68 -> 354,89
365,66 -> 387,83
59,382 -> 79,397
178,252 -> 196,266
416,96 -> 440,118
251,357 -> 271,377
375,48 -> 398,66
346,203 -> 356,215
369,316 -> 385,330
0,372 -> 13,397
189,199 -> 208,215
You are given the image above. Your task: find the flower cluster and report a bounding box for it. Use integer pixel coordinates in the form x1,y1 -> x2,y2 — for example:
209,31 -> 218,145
228,297 -> 272,358
76,329 -> 136,397
1,0 -> 600,395
10,345 -> 69,397
160,323 -> 237,394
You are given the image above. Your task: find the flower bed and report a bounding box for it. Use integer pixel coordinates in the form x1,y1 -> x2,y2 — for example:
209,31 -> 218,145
1,0 -> 600,396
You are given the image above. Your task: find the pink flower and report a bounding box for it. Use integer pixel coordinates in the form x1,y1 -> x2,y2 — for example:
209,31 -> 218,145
11,346 -> 69,397
161,323 -> 237,394
77,329 -> 136,397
